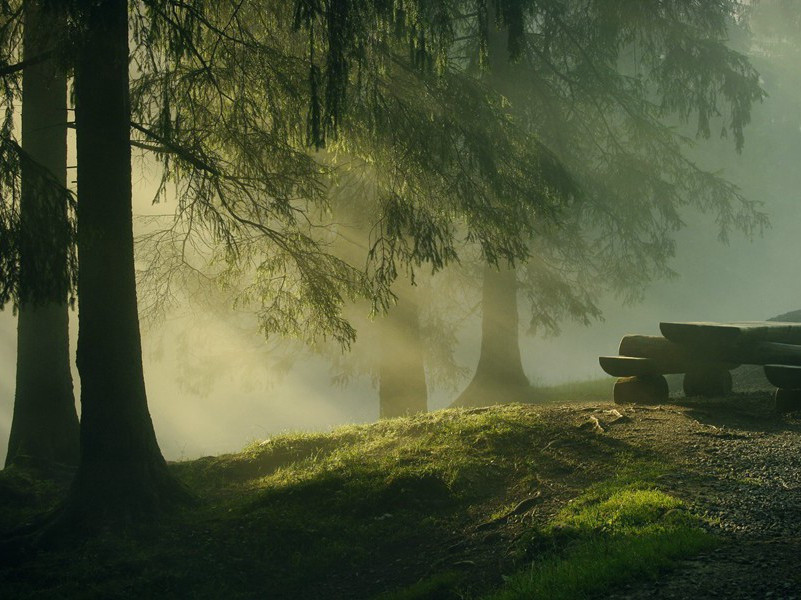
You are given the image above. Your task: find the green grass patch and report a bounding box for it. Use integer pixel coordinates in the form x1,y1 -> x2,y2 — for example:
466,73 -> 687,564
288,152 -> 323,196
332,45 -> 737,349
0,405 -> 704,600
487,462 -> 717,600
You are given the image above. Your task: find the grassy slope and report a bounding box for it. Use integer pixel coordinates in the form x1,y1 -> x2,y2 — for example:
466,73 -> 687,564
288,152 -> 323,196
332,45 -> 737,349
0,397 -> 713,599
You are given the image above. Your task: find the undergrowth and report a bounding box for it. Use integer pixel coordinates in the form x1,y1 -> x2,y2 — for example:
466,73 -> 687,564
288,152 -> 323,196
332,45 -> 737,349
485,462 -> 717,600
0,403 -> 715,599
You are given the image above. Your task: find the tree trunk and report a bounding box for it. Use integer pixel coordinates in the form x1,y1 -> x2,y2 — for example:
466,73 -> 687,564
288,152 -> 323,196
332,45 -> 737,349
5,0 -> 79,469
65,0 -> 188,522
451,10 -> 533,408
378,280 -> 428,418
453,264 -> 531,407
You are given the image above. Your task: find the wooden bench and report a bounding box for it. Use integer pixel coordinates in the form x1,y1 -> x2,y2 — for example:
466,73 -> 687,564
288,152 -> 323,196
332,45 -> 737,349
599,321 -> 801,411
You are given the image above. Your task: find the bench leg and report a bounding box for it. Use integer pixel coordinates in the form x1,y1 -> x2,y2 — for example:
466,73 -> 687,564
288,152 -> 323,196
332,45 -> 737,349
683,367 -> 732,397
775,388 -> 801,413
614,375 -> 669,405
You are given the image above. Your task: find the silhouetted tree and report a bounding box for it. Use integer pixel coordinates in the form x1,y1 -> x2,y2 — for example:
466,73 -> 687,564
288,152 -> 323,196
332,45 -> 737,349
5,0 -> 79,469
57,0 -> 190,522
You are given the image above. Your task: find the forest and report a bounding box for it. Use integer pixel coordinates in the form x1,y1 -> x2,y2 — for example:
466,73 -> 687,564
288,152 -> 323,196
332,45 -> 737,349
1,0 -> 801,598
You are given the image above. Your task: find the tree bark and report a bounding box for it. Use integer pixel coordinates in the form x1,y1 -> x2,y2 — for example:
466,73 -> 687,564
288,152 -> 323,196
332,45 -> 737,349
65,0 -> 188,522
453,264 -> 531,407
378,279 -> 428,418
5,0 -> 79,469
451,9 -> 533,408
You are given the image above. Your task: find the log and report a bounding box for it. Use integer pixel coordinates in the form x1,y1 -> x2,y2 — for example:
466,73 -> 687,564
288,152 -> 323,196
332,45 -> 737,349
600,356 -> 666,377
617,335 -> 738,371
774,388 -> 801,413
764,364 -> 801,389
645,328 -> 801,367
660,321 -> 801,347
683,368 -> 733,397
613,375 -> 669,405
733,342 -> 801,367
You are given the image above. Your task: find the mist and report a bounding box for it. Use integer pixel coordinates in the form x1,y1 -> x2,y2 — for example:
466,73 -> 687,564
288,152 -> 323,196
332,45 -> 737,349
2,2 -> 800,465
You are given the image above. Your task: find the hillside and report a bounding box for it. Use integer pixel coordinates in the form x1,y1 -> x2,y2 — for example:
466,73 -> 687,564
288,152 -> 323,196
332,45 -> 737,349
1,393 -> 800,598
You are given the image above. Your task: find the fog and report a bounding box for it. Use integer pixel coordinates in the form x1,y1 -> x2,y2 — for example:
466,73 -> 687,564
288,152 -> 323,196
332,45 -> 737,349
2,7 -> 801,464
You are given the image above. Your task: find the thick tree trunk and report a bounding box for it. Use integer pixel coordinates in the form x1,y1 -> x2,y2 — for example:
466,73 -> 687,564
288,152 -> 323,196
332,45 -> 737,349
451,10 -> 533,408
379,280 -> 428,418
453,264 -> 531,407
5,0 -> 79,469
65,0 -> 188,522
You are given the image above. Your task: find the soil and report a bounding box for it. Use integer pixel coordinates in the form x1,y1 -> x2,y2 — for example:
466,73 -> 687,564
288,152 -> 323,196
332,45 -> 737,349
330,394 -> 801,598
353,392 -> 801,599
586,392 -> 801,599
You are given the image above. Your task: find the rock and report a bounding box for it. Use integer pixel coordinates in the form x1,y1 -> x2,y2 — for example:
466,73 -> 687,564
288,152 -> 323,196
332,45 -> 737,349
580,415 -> 605,433
604,408 -> 631,424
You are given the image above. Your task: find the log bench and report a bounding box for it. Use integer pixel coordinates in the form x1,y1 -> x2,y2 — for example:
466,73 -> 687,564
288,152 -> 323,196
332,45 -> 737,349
599,321 -> 801,411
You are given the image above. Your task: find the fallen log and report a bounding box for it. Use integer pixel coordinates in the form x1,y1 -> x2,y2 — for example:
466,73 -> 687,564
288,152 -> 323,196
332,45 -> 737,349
613,375 -> 669,405
764,364 -> 801,389
660,321 -> 801,347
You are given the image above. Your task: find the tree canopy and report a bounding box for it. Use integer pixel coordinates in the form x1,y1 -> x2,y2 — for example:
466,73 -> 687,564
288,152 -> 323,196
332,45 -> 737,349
0,0 -> 773,528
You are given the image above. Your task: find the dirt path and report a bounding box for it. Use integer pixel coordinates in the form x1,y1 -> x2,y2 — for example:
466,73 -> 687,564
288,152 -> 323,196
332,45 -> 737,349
591,393 -> 801,599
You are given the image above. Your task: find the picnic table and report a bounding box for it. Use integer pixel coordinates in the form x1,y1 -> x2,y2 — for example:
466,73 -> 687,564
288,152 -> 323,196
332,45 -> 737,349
599,321 -> 801,411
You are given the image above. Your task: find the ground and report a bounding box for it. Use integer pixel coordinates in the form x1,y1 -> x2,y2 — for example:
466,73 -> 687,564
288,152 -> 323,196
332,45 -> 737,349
607,393 -> 801,600
1,384 -> 800,598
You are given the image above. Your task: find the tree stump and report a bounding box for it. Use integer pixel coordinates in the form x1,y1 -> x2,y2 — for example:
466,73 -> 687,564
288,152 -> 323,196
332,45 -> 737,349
774,388 -> 801,413
683,368 -> 732,397
614,375 -> 669,405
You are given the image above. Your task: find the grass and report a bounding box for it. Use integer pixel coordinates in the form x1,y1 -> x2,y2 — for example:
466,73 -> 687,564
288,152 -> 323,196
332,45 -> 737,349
486,463 -> 717,600
0,402 -> 716,599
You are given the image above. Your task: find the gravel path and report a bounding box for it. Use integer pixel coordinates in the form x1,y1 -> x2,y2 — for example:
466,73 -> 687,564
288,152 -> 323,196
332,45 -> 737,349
602,394 -> 801,599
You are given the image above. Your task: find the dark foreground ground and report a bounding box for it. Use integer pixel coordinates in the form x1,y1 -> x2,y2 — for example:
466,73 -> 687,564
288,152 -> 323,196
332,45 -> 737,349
1,387 -> 800,599
608,392 -> 801,600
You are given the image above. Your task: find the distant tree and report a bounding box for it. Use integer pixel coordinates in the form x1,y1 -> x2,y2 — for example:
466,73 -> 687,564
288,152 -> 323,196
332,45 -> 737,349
449,1 -> 767,406
377,278 -> 428,417
2,0 -> 79,469
137,1 -> 767,416
131,1 -> 576,422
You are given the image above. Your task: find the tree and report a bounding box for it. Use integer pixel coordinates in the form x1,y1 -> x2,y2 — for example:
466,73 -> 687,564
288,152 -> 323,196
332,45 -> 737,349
61,0 -> 189,521
455,264 -> 530,406
0,0 -> 766,526
136,0 -> 767,417
130,1 -> 571,423
5,0 -> 79,469
455,6 -> 536,407
450,0 -> 767,406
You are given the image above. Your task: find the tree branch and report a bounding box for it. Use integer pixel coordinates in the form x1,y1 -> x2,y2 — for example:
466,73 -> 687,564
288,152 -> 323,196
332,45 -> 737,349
0,50 -> 54,77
